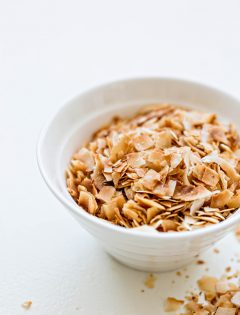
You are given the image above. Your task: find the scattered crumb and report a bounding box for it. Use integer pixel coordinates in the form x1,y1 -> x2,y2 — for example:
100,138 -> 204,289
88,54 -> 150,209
213,248 -> 220,254
205,267 -> 209,272
144,273 -> 157,289
185,275 -> 190,279
196,259 -> 205,265
226,266 -> 231,272
164,297 -> 184,312
164,273 -> 240,314
21,301 -> 32,310
226,271 -> 240,280
176,271 -> 182,276
141,289 -> 145,293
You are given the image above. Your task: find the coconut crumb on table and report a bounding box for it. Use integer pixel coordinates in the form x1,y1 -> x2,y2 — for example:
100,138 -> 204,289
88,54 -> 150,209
144,273 -> 157,289
21,300 -> 32,310
164,272 -> 240,314
164,297 -> 184,312
197,260 -> 205,265
66,104 -> 240,233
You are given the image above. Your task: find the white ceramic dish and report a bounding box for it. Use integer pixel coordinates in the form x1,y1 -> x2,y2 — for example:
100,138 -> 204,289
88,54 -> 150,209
37,78 -> 240,272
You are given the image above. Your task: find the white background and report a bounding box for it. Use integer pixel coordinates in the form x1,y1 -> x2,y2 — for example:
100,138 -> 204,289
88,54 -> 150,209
1,0 -> 240,314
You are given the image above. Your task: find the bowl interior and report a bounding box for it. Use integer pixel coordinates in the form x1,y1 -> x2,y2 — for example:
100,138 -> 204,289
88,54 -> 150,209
38,78 -> 240,235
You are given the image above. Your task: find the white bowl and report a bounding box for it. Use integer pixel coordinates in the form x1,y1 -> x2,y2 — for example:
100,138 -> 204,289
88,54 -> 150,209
37,78 -> 240,272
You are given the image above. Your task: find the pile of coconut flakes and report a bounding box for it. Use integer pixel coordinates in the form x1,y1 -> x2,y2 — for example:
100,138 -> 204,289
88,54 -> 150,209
66,104 -> 240,232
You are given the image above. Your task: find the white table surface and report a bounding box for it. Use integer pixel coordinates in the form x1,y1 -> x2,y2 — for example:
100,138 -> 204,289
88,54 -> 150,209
1,0 -> 240,314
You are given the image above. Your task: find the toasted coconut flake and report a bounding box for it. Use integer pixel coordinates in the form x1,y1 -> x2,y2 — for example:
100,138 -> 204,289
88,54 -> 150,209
101,204 -> 116,220
110,134 -> 131,163
175,186 -> 212,201
205,124 -> 229,144
140,169 -> 160,190
211,190 -> 234,209
154,180 -> 177,197
215,307 -> 236,315
164,297 -> 184,312
146,207 -> 162,223
96,138 -> 107,150
190,198 -> 205,216
216,281 -> 232,294
184,301 -> 203,313
122,207 -> 139,220
198,276 -> 217,294
203,151 -> 240,182
231,292 -> 240,307
135,167 -> 147,178
76,148 -> 95,171
112,195 -> 126,209
127,152 -> 145,168
155,130 -> 172,149
135,194 -> 165,210
71,159 -> 87,172
92,172 -> 106,190
193,164 -> 220,187
167,180 -> 177,196
170,152 -> 182,170
112,172 -> 121,187
78,191 -> 98,214
96,186 -> 116,203
81,178 -> 97,195
133,134 -> 154,151
181,215 -> 197,230
161,220 -> 178,232
196,216 -> 219,224
218,167 -> 229,190
103,172 -> 112,181
114,161 -> 127,173
228,193 -> 240,208
124,187 -> 134,200
67,180 -> 78,199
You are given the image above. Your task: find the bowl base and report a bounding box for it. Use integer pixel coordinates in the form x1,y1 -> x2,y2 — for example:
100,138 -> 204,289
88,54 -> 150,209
107,251 -> 196,273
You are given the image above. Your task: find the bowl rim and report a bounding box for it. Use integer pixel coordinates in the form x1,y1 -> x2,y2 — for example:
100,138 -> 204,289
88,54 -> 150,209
37,76 -> 240,240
